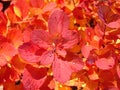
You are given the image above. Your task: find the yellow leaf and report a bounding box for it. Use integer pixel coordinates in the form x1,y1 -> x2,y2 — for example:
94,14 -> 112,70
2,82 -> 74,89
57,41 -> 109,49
13,6 -> 22,18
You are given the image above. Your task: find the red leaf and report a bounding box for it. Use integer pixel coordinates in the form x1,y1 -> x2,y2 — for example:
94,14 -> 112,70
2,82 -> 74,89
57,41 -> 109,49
0,3 -> 3,11
73,7 -> 83,20
69,58 -> 84,72
0,12 -> 7,35
22,64 -> 47,90
62,30 -> 79,49
23,28 -> 31,43
26,64 -> 47,79
99,70 -> 114,82
40,51 -> 54,65
31,30 -> 50,48
95,57 -> 115,70
0,42 -> 17,60
56,48 -> 67,58
98,5 -> 113,23
94,24 -> 104,37
31,18 -> 47,30
81,45 -> 93,58
117,65 -> 120,79
40,76 -> 53,90
108,87 -> 120,90
18,42 -> 42,63
7,28 -> 23,48
101,81 -> 114,90
43,2 -> 57,13
86,28 -> 95,41
98,5 -> 120,24
0,66 -> 18,84
30,0 -> 44,8
86,52 -> 98,67
5,5 -> 18,24
14,0 -> 29,18
52,56 -> 72,83
107,19 -> 120,28
57,0 -> 64,4
0,36 -> 17,59
0,55 -> 7,67
117,76 -> 120,89
3,81 -> 24,90
11,55 -> 26,73
48,9 -> 69,36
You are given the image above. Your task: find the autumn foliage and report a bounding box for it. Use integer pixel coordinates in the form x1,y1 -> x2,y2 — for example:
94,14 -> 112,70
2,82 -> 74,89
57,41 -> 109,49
0,0 -> 120,90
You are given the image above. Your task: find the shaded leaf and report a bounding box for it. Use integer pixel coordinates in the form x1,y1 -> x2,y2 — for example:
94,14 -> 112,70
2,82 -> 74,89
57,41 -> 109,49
117,65 -> 120,79
0,3 -> 3,11
22,64 -> 47,90
98,5 -> 113,23
31,18 -> 47,30
99,70 -> 114,82
3,81 -> 24,90
0,66 -> 18,84
73,7 -> 83,20
40,76 -> 53,90
11,55 -> 26,72
0,11 -> 7,35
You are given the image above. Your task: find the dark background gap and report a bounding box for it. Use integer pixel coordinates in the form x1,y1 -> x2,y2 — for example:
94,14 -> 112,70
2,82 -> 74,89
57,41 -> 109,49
0,0 -> 11,12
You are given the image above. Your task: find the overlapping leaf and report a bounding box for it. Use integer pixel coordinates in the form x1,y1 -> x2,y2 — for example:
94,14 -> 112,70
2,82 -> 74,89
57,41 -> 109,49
48,9 -> 69,36
22,64 -> 47,90
30,0 -> 44,8
52,56 -> 72,83
0,0 -> 120,89
0,55 -> 7,67
18,42 -> 44,63
13,0 -> 29,18
95,57 -> 115,70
